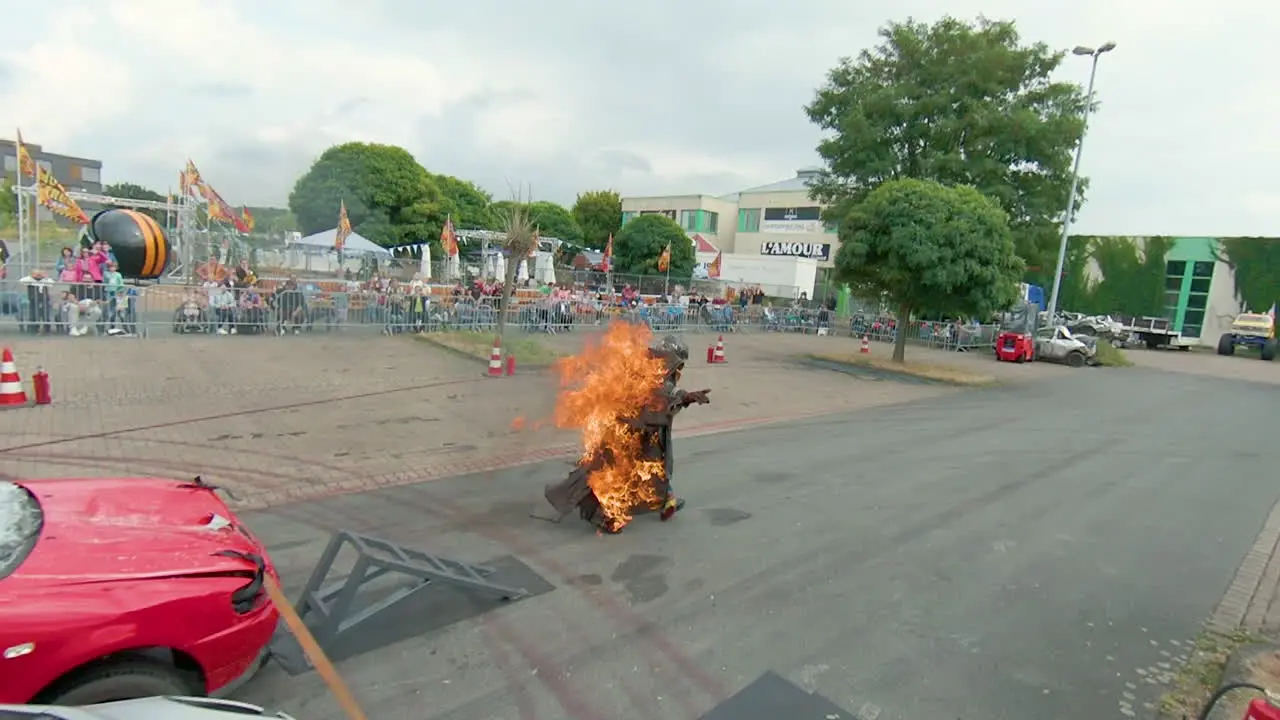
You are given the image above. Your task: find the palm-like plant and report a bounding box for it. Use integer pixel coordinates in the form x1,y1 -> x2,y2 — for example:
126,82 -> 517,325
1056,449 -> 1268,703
494,192 -> 539,344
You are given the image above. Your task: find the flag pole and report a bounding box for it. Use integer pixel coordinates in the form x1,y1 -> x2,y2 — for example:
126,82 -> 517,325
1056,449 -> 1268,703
13,163 -> 24,273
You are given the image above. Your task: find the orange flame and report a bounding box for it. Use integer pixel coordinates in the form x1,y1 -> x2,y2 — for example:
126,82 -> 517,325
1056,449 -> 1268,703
554,322 -> 670,529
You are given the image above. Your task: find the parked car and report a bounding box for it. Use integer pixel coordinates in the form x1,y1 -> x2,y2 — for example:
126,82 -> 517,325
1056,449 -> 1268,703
0,696 -> 296,719
0,477 -> 278,705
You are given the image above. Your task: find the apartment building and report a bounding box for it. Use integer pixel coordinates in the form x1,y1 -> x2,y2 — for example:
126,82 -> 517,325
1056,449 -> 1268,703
0,138 -> 104,222
620,167 -> 837,267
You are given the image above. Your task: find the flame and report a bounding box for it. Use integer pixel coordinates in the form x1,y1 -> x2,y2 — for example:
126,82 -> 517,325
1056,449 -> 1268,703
554,322 -> 670,530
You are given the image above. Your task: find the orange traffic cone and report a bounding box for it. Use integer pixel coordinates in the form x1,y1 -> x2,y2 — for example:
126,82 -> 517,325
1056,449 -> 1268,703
487,337 -> 504,378
860,335 -> 871,354
0,349 -> 29,407
712,335 -> 727,364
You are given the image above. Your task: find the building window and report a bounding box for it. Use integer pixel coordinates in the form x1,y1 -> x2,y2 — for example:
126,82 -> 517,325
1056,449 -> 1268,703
705,211 -> 718,233
69,164 -> 81,181
2,155 -> 14,172
621,211 -> 636,226
80,166 -> 100,183
680,210 -> 699,232
738,208 -> 760,232
1163,258 -> 1213,338
640,210 -> 676,221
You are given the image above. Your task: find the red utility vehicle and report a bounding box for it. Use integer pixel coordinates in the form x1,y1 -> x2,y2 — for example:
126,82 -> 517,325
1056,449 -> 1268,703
994,331 -> 1035,363
0,477 -> 278,705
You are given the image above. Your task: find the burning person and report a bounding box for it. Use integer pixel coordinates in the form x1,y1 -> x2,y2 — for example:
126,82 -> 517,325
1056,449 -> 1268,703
544,325 -> 711,534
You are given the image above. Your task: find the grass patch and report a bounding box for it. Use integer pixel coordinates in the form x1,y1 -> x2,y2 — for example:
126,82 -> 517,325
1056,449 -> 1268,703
1159,629 -> 1262,719
1094,342 -> 1133,367
414,331 -> 564,366
809,352 -> 997,386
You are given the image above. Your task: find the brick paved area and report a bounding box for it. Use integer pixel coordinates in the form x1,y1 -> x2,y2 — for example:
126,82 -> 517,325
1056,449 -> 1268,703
0,332 -> 954,508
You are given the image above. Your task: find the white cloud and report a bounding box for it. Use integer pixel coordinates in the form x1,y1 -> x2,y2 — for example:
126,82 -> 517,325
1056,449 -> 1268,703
0,0 -> 1275,236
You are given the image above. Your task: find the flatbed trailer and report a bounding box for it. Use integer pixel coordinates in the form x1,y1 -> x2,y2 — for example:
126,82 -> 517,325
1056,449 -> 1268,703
1119,316 -> 1197,351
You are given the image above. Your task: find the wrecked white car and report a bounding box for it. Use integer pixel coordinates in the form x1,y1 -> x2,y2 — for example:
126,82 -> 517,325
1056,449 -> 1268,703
1033,325 -> 1098,368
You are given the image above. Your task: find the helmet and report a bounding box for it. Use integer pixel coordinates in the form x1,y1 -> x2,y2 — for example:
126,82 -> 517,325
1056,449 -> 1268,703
650,334 -> 689,373
655,334 -> 689,361
85,209 -> 172,280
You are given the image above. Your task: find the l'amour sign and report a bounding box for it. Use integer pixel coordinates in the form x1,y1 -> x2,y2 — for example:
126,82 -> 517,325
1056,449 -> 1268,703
760,241 -> 832,262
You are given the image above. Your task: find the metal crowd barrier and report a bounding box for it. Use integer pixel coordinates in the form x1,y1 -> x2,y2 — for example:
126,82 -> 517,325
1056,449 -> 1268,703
0,278 -> 1001,350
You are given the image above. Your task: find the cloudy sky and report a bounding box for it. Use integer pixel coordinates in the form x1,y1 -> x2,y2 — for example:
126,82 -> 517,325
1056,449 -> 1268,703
2,0 -> 1273,236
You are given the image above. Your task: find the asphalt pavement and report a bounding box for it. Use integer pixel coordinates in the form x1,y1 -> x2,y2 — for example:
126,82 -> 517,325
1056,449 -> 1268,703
237,365 -> 1279,720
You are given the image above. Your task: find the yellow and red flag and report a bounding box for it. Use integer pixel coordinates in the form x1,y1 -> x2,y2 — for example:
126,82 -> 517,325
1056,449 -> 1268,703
180,159 -> 201,197
708,250 -> 722,279
240,207 -> 255,232
335,201 -> 352,251
657,241 -> 671,273
603,233 -> 614,272
196,178 -> 249,233
441,215 -> 458,257
15,129 -> 35,178
36,165 -> 89,224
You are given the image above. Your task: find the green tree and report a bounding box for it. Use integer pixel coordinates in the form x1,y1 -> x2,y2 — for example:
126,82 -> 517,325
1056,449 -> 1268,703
0,179 -> 15,229
289,142 -> 446,248
243,206 -> 298,237
613,214 -> 695,277
835,179 -> 1024,362
571,190 -> 622,249
431,173 -> 501,231
805,16 -> 1090,285
1082,236 -> 1170,316
103,182 -> 167,222
492,200 -> 583,245
1219,238 -> 1280,314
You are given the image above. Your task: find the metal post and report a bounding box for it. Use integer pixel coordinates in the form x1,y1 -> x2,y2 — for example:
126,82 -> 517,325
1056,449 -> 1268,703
1045,43 -> 1116,321
13,171 -> 24,273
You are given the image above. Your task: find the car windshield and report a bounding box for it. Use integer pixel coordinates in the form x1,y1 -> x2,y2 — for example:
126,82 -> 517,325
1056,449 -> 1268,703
0,481 -> 43,578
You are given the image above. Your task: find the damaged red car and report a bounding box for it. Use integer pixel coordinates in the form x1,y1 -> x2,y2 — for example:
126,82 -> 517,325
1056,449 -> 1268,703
0,477 -> 279,705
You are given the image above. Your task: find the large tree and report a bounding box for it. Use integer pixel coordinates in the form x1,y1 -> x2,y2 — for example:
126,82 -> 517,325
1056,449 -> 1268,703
492,200 -> 583,245
571,190 -> 622,249
613,214 -> 694,277
805,16 -> 1090,286
431,173 -> 501,231
288,142 -> 445,248
835,178 -> 1023,362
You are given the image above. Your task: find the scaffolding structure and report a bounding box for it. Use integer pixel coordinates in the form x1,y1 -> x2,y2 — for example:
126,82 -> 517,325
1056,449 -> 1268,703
11,184 -> 249,283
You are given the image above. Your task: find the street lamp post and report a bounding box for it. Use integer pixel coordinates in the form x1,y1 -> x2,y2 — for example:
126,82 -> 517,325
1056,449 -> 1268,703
1045,42 -> 1116,321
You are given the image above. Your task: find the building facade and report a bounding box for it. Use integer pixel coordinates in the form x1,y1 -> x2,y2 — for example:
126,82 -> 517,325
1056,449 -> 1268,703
1068,235 -> 1277,346
0,138 -> 104,222
620,167 -> 838,267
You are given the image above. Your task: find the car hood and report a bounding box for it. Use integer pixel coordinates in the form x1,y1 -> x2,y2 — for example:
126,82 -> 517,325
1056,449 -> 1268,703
15,478 -> 263,584
1232,320 -> 1272,334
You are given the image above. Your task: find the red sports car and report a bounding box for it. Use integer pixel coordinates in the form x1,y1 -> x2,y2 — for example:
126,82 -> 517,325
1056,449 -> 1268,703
0,477 -> 279,705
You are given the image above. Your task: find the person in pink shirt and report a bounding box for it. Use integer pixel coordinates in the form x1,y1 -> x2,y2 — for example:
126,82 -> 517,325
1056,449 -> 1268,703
73,244 -> 110,300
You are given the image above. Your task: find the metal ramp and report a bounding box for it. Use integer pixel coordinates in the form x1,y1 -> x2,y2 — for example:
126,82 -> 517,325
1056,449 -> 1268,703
295,530 -> 529,648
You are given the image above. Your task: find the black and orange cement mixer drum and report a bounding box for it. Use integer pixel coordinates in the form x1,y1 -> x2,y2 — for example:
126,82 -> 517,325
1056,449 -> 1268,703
83,209 -> 171,280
